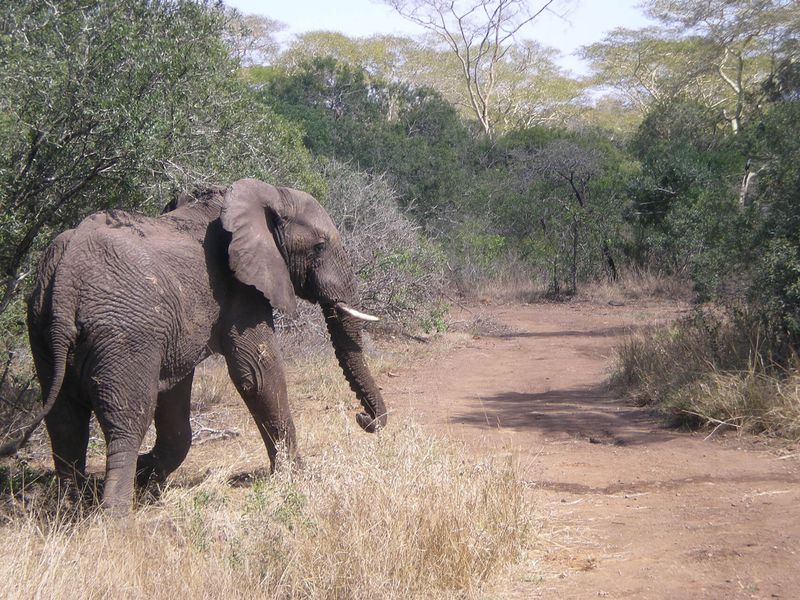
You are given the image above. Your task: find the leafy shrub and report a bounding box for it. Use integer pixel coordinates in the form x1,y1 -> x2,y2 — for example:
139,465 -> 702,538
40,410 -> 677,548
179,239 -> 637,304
745,102 -> 800,356
258,56 -> 469,226
320,160 -> 446,328
0,0 -> 323,342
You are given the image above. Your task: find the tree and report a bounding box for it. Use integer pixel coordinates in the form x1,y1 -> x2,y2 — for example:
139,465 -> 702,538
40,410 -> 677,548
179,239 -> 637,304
224,10 -> 285,67
0,0 -> 321,337
744,100 -> 800,352
489,41 -> 583,130
277,32 -> 418,81
582,2 -> 798,133
507,136 -> 621,294
648,0 -> 799,132
384,0 -> 562,136
581,28 -> 716,112
260,57 -> 382,156
260,57 -> 469,223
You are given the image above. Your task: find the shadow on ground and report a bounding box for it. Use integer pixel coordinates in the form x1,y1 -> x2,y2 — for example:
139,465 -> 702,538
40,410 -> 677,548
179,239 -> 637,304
492,324 -> 638,340
449,385 -> 676,446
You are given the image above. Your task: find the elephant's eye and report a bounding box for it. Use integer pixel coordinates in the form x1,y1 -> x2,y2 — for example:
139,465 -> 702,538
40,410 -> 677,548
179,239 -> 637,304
313,241 -> 327,255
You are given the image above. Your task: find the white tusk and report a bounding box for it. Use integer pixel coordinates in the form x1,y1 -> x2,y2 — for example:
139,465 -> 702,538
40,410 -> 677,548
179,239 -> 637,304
336,303 -> 380,322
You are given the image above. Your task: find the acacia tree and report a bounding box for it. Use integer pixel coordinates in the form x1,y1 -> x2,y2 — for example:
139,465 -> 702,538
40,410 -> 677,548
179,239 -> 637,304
384,0 -> 561,136
492,41 -> 583,129
260,56 -> 469,222
225,11 -> 285,67
646,0 -> 799,133
581,28 -> 717,111
277,32 -> 419,81
528,140 -> 611,293
584,1 -> 799,133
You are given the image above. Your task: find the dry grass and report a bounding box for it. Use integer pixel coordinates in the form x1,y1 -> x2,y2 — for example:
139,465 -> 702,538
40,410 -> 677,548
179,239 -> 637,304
578,267 -> 693,305
613,306 -> 800,440
679,369 -> 800,440
0,338 -> 541,599
456,264 -> 692,307
457,265 -> 547,306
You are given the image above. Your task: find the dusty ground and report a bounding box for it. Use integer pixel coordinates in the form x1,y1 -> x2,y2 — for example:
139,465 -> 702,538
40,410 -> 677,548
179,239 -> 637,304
5,300 -> 799,598
384,301 -> 800,600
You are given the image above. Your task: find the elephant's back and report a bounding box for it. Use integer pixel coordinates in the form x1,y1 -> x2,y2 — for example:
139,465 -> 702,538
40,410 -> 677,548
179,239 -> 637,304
58,213 -> 217,361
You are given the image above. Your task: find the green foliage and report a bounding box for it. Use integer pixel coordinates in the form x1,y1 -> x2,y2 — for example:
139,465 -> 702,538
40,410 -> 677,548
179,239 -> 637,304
756,239 -> 800,340
256,57 -> 380,156
586,2 -> 799,132
258,57 -> 469,224
624,86 -> 799,363
421,302 -> 450,334
629,99 -> 734,225
455,127 -> 630,295
447,222 -> 508,275
626,98 -> 754,297
0,0 -> 322,342
744,101 -> 800,351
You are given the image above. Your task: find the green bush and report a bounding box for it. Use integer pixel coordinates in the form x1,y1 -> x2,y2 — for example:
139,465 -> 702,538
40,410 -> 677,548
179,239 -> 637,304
745,102 -> 800,354
258,57 -> 469,226
0,0 -> 323,341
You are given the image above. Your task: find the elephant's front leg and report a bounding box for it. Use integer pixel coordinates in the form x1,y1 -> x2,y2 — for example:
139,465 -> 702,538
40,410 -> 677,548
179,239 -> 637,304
222,322 -> 299,471
136,371 -> 194,490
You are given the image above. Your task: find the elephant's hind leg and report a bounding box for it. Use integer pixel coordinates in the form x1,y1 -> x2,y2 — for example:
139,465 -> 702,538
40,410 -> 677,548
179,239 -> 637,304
44,391 -> 91,504
136,371 -> 194,490
92,365 -> 160,514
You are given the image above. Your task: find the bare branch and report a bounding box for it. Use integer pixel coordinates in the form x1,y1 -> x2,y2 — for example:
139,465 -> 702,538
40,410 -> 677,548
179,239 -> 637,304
385,0 -> 558,135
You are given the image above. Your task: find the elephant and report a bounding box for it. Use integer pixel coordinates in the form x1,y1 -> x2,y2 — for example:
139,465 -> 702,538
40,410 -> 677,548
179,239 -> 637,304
0,178 -> 387,513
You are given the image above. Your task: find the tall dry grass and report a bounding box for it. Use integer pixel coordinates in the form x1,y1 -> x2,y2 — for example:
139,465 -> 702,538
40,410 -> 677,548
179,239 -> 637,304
0,340 -> 541,599
613,306 -> 800,440
578,267 -> 693,304
456,263 -> 692,306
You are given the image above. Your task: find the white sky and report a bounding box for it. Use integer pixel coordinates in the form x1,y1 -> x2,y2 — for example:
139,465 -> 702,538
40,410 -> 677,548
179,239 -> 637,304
225,0 -> 653,75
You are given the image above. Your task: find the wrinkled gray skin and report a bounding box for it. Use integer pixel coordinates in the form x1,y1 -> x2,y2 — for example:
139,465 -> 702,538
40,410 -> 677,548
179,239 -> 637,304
3,179 -> 387,513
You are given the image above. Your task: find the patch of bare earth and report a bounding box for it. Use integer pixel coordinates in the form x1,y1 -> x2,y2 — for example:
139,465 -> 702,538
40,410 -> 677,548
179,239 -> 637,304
384,300 -> 800,599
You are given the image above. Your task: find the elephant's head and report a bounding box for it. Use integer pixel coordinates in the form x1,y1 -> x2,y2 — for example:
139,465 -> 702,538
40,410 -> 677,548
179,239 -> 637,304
220,178 -> 387,432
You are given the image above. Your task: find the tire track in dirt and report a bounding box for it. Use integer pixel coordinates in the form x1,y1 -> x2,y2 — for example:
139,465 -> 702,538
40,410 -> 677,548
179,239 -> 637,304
385,301 -> 800,600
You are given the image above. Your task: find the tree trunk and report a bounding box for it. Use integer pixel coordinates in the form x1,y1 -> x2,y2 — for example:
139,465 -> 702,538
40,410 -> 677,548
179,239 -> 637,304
570,220 -> 578,295
603,241 -> 618,282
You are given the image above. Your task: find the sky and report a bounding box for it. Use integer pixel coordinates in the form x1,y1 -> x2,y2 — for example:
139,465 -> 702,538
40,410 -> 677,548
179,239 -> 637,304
225,0 -> 653,75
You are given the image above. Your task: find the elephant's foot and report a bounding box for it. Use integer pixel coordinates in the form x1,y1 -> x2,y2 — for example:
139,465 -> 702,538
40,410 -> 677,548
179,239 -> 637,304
134,453 -> 167,503
101,449 -> 138,514
135,453 -> 157,487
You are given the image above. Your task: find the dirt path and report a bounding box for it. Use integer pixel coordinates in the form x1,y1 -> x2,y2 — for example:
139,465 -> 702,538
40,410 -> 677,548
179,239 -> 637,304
383,301 -> 800,599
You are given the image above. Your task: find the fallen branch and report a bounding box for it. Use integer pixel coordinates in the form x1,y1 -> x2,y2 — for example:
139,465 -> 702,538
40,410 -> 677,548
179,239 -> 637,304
678,410 -> 743,440
192,426 -> 240,445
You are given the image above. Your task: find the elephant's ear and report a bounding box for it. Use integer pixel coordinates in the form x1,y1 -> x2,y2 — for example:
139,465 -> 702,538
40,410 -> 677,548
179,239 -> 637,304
221,179 -> 297,315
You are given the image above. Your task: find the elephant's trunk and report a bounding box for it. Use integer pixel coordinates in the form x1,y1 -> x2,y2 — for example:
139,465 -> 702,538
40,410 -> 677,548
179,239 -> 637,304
323,304 -> 387,432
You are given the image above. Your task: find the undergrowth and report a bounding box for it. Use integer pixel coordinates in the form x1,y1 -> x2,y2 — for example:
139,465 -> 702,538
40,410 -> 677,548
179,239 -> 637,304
613,305 -> 800,440
0,338 -> 541,599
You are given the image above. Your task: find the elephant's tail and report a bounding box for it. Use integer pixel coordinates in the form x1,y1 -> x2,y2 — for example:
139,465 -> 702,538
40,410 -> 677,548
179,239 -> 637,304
0,330 -> 70,457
